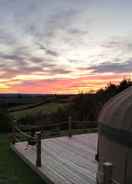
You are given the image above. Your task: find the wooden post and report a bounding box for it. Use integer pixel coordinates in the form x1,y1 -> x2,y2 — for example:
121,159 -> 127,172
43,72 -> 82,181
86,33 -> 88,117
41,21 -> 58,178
41,129 -> 44,139
103,162 -> 113,184
68,116 -> 72,138
95,138 -> 99,161
36,132 -> 42,167
12,126 -> 16,144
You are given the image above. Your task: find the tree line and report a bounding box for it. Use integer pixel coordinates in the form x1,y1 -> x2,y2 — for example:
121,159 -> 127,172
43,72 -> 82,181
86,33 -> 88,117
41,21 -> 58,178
0,79 -> 132,132
51,79 -> 132,122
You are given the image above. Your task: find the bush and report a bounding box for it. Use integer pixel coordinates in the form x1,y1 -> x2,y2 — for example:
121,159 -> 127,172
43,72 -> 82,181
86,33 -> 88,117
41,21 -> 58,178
0,109 -> 12,132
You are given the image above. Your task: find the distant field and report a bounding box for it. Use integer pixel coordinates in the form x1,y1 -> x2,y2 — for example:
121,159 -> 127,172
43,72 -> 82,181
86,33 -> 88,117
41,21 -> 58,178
11,102 -> 68,119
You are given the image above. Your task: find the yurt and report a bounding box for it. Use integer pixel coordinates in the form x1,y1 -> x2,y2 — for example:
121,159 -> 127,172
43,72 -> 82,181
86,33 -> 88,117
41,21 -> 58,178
97,86 -> 132,184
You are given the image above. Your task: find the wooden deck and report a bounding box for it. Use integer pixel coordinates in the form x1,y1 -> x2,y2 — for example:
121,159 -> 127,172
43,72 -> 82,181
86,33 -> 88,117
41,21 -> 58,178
12,133 -> 97,184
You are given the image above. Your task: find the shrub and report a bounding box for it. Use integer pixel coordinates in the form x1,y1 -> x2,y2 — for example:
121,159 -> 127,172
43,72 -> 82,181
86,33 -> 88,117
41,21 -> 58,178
0,108 -> 12,132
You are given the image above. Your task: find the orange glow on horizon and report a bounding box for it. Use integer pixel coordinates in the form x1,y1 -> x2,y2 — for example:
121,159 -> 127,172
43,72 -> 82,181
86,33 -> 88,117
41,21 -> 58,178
0,73 -> 130,94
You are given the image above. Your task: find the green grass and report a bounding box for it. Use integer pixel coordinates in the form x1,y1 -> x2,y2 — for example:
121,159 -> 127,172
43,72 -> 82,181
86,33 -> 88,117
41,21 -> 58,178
12,102 -> 67,119
0,133 -> 45,184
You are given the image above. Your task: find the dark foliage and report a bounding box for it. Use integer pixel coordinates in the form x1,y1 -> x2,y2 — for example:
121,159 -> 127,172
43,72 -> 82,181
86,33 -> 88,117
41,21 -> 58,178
0,107 -> 13,132
68,79 -> 132,121
17,79 -> 132,126
17,112 -> 50,126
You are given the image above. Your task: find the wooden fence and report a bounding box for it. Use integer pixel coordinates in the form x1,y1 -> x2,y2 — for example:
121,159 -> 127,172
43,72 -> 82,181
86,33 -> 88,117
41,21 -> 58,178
11,119 -> 122,184
11,118 -> 97,168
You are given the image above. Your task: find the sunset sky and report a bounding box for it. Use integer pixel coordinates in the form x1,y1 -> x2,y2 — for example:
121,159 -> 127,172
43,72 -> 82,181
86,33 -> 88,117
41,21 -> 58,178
0,0 -> 132,94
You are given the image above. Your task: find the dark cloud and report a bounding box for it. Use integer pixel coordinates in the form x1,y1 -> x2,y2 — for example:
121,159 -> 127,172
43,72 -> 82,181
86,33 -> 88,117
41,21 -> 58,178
68,28 -> 87,35
87,60 -> 132,73
0,64 -> 72,78
44,8 -> 90,48
49,68 -> 71,74
0,0 -> 91,83
36,42 -> 59,57
0,51 -> 72,79
45,49 -> 58,57
29,57 -> 56,66
0,53 -> 25,61
36,42 -> 46,51
46,9 -> 78,30
69,59 -> 84,63
102,37 -> 132,52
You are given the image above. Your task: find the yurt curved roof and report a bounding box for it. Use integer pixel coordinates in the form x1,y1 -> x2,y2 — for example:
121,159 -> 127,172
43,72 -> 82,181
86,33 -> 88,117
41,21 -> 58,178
98,86 -> 132,130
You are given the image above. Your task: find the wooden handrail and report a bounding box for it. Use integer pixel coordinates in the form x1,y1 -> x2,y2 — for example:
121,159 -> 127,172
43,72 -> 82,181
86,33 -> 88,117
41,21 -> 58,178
18,121 -> 68,131
15,126 -> 34,140
12,119 -> 98,168
18,120 -> 97,131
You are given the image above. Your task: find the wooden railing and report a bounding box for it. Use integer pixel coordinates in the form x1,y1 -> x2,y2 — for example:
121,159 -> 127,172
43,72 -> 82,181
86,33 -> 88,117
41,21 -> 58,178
11,118 -> 98,167
11,125 -> 42,167
17,120 -> 97,136
11,120 -> 121,184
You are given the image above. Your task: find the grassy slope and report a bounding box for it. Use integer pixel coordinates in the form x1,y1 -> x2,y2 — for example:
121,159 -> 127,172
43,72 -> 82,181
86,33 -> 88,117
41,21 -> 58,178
12,102 -> 67,119
0,134 -> 45,184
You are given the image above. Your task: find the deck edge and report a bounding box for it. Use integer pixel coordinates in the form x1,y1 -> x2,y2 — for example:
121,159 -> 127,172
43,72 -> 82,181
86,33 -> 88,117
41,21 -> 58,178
10,144 -> 54,184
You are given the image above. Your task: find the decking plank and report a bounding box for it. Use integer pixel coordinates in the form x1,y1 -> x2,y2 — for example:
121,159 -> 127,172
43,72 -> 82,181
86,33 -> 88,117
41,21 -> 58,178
42,146 -> 96,184
43,140 -> 96,174
14,133 -> 97,184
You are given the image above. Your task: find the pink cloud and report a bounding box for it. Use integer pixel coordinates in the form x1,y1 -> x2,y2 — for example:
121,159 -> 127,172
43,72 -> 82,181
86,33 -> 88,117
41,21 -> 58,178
3,73 -> 129,94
